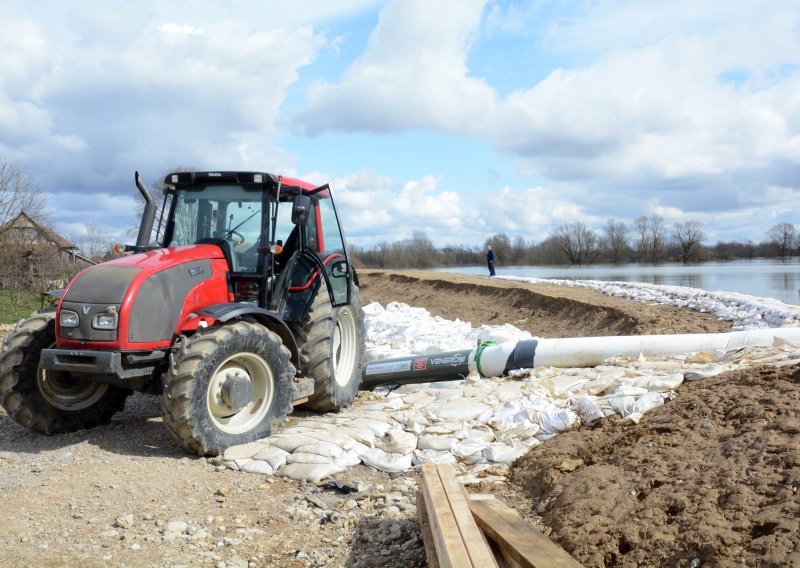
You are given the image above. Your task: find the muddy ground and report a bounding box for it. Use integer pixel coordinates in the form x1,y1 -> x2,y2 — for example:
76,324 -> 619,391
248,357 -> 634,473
1,269 -> 796,567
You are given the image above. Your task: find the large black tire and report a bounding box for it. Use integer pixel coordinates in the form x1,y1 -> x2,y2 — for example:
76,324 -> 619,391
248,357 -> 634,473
160,320 -> 295,456
290,285 -> 365,412
0,310 -> 129,434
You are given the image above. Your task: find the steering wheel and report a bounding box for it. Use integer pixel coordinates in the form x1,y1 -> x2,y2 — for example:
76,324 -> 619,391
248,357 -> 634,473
225,229 -> 245,245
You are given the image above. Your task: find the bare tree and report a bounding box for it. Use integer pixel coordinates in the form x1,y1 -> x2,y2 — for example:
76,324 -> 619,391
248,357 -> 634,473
603,219 -> 629,264
553,222 -> 598,265
0,156 -> 48,226
76,223 -> 116,262
673,220 -> 705,263
635,215 -> 667,263
485,233 -> 512,266
407,230 -> 436,268
766,223 -> 797,259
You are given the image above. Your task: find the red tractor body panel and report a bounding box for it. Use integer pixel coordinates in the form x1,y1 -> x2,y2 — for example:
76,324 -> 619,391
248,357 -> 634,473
56,245 -> 231,351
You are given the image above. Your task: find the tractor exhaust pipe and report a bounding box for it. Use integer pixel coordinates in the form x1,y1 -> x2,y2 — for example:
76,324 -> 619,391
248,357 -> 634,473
135,171 -> 157,248
361,327 -> 800,390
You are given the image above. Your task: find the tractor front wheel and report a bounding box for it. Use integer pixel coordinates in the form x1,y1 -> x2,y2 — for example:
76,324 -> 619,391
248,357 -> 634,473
290,285 -> 365,412
0,310 -> 129,434
160,320 -> 295,456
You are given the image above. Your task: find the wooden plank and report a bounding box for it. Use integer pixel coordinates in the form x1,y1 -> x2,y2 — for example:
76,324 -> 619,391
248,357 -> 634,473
468,493 -> 498,502
420,463 -> 472,567
469,499 -> 584,568
416,490 -> 440,568
435,464 -> 499,568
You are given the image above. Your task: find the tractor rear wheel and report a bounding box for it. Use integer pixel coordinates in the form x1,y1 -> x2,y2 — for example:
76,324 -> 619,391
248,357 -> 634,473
290,285 -> 365,412
160,320 -> 294,456
0,310 -> 129,434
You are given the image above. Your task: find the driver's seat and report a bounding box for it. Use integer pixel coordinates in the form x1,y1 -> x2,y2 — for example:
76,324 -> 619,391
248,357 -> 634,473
196,238 -> 239,272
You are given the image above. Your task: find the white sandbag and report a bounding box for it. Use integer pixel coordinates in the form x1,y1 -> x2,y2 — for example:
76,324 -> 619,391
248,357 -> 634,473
609,381 -> 650,397
390,410 -> 429,433
632,391 -> 668,414
304,430 -> 359,451
287,452 -> 336,465
253,446 -> 290,470
359,397 -> 407,411
346,441 -> 371,457
417,435 -> 457,451
539,374 -> 591,397
460,427 -> 495,443
223,441 -> 271,461
422,421 -> 463,435
294,441 -> 344,460
234,458 -> 253,469
583,374 -> 625,395
360,448 -> 413,473
335,426 -> 377,447
495,425 -> 539,444
276,462 -> 344,483
346,417 -> 394,437
333,450 -> 363,468
536,408 -> 579,440
577,395 -> 605,424
270,434 -> 320,453
238,460 -> 274,475
482,442 -> 527,464
452,439 -> 489,465
608,395 -> 637,417
362,301 -> 386,317
493,382 -> 524,403
412,449 -> 458,466
633,372 -> 684,392
684,364 -> 725,380
376,429 -> 417,454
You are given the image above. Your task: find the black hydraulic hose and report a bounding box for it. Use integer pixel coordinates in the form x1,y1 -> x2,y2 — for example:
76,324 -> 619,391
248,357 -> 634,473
360,349 -> 472,390
135,171 -> 157,248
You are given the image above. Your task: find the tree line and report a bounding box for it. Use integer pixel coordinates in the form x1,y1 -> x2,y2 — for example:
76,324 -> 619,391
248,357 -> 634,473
350,217 -> 800,269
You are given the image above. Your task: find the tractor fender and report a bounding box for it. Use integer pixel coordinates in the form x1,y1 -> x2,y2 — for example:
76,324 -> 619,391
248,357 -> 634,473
193,303 -> 300,369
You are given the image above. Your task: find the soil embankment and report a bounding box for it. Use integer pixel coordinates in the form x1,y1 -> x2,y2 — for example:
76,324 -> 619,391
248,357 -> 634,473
358,269 -> 731,337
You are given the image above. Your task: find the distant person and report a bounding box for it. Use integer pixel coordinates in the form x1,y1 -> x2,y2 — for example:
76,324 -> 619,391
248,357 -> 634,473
486,244 -> 496,277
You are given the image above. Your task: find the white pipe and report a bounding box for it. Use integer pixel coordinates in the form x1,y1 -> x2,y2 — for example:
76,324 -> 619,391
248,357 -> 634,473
469,328 -> 800,378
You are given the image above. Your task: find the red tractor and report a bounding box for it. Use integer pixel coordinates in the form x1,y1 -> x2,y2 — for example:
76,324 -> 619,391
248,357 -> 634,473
0,171 -> 365,456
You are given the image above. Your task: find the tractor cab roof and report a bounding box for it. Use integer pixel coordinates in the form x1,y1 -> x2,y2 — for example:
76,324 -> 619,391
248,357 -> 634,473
164,171 -> 321,197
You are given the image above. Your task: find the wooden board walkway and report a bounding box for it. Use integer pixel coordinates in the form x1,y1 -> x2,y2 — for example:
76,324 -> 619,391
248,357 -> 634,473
417,464 -> 583,568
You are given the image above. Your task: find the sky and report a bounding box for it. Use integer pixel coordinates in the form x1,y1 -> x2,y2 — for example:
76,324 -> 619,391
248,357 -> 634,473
1,0 -> 799,251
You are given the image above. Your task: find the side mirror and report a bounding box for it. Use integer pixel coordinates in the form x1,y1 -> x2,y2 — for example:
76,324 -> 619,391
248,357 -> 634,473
292,195 -> 311,226
330,259 -> 349,279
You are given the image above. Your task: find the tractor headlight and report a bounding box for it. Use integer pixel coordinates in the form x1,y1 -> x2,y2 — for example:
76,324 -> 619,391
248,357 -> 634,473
92,313 -> 118,330
60,310 -> 79,328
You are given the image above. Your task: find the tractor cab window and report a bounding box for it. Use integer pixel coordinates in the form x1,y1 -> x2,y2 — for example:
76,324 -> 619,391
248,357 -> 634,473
166,185 -> 264,272
313,193 -> 349,306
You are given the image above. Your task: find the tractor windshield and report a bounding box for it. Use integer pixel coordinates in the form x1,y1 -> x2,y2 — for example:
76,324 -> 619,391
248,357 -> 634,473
165,185 -> 264,253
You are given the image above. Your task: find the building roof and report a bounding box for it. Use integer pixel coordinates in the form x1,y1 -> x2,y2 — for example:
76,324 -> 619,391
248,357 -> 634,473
0,211 -> 77,249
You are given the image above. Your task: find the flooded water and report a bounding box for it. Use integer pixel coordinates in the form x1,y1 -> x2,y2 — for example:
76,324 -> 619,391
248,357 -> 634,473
435,258 -> 800,305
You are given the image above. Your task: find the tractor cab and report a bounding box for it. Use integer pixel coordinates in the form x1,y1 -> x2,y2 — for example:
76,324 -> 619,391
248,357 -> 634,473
158,171 -> 354,322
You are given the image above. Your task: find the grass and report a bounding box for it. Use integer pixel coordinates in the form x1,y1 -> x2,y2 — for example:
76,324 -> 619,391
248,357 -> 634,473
0,291 -> 54,325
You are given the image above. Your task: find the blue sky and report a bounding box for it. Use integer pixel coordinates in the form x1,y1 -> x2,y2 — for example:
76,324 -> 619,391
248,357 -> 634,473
1,0 -> 799,250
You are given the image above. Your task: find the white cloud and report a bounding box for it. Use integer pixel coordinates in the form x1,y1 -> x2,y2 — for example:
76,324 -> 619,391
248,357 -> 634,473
327,169 -> 486,245
295,0 -> 497,135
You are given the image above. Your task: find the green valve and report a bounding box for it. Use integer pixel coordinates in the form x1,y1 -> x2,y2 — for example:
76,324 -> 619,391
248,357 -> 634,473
474,340 -> 498,377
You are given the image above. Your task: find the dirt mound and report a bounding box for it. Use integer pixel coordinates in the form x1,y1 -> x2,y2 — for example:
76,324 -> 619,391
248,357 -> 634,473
510,365 -> 800,567
358,269 -> 731,338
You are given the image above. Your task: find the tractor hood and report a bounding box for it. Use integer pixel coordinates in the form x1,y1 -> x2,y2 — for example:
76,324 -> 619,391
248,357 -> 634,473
59,245 -> 228,348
